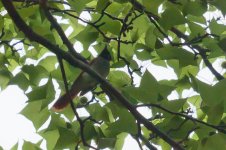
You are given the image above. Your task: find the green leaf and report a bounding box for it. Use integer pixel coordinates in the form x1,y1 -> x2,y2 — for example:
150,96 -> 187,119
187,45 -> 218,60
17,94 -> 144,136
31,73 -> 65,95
135,48 -> 151,60
218,38 -> 226,52
75,27 -> 99,50
0,16 -> 4,31
186,15 -> 206,25
188,22 -> 206,38
41,130 -> 59,150
52,60 -> 81,84
0,53 -> 7,67
22,65 -> 48,85
8,58 -> 19,72
55,127 -> 77,149
132,15 -> 150,37
195,125 -> 214,139
209,20 -> 226,35
156,46 -> 197,67
158,99 -> 186,117
17,5 -> 39,19
105,102 -> 137,136
69,0 -> 93,14
22,141 -> 40,150
38,56 -> 57,72
115,133 -> 127,149
105,2 -> 127,16
26,86 -> 47,101
97,138 -> 116,149
114,0 -> 129,3
0,68 -> 13,89
135,43 -> 153,54
9,72 -> 30,90
96,0 -> 110,12
203,103 -> 224,125
11,143 -> 19,150
2,0 -> 226,148
157,116 -> 194,139
99,16 -> 121,36
167,59 -> 180,76
84,121 -> 97,140
196,79 -> 226,107
198,134 -> 226,150
145,26 -> 157,49
124,71 -> 159,103
158,82 -> 175,98
59,105 -> 77,121
203,38 -> 223,58
21,101 -> 49,129
30,20 -> 52,40
142,0 -> 164,15
47,114 -> 66,130
183,1 -> 206,16
108,70 -> 131,89
86,103 -> 110,122
26,78 -> 55,109
159,8 -> 186,30
118,43 -> 134,58
209,0 -> 226,15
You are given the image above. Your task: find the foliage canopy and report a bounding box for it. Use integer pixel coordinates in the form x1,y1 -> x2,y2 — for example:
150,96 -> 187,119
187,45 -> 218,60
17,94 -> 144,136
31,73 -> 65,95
1,0 -> 226,149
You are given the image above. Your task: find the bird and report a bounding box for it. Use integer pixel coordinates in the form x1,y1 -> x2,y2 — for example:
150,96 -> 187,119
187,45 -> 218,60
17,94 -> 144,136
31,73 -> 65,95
52,47 -> 111,111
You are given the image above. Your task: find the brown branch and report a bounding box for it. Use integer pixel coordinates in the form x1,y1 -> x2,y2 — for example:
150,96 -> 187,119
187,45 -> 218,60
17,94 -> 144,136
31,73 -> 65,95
49,7 -> 134,44
13,0 -> 70,5
39,1 -> 87,63
130,0 -> 224,81
13,0 -> 38,2
57,56 -> 97,149
1,1 -> 183,149
178,127 -> 199,144
137,104 -> 226,134
0,37 -> 29,55
135,121 -> 158,150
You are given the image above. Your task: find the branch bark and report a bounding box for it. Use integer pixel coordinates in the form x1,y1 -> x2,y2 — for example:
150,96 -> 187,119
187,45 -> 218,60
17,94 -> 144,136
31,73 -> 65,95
39,1 -> 88,63
130,0 -> 224,81
1,0 -> 183,149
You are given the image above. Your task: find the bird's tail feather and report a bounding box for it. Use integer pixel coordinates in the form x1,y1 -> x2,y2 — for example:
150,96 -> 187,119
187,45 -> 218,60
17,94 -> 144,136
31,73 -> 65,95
52,89 -> 79,111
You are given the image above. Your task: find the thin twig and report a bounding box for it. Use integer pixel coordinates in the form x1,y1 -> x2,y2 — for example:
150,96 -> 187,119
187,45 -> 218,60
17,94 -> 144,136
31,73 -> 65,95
57,55 -> 97,150
49,7 -> 134,44
40,1 -> 87,63
2,1 -> 184,149
137,104 -> 226,134
130,0 -> 224,81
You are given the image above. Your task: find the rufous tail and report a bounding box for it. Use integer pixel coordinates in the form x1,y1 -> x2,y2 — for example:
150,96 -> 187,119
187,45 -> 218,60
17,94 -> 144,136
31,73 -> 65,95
52,89 -> 79,111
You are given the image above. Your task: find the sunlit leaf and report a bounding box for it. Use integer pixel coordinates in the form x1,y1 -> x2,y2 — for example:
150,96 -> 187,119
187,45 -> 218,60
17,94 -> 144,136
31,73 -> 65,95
22,65 -> 49,85
159,7 -> 186,30
108,70 -> 131,89
156,46 -> 197,67
41,130 -> 60,150
0,68 -> 13,89
2,0 -> 226,149
22,141 -> 41,150
21,101 -> 49,129
9,72 -> 30,90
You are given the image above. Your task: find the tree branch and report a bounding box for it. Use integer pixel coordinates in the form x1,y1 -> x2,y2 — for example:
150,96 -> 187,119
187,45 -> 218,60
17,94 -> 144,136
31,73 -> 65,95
130,0 -> 224,81
49,7 -> 134,44
39,0 -> 87,63
137,104 -> 226,134
1,1 -> 183,149
57,56 -> 97,149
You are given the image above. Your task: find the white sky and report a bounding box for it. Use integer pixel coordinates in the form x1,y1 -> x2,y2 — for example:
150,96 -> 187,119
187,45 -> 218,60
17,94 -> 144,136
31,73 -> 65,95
0,58 -> 224,149
0,86 -> 42,149
0,6 -> 226,150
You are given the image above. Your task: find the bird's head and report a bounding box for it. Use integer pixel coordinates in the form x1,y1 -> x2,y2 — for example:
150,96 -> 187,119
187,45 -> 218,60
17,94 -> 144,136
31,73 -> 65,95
99,47 -> 112,61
